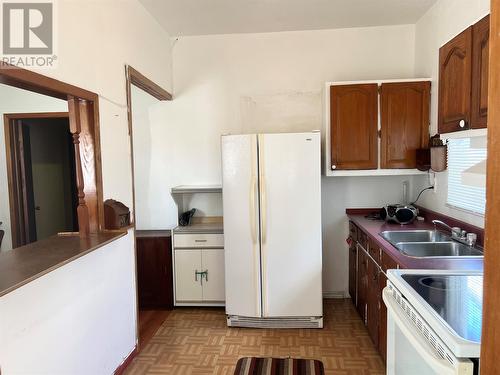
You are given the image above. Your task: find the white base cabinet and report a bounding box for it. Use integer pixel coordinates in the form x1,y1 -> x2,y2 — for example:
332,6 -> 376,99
172,231 -> 225,306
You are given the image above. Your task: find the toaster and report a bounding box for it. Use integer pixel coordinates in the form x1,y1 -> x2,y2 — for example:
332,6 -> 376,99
380,204 -> 418,224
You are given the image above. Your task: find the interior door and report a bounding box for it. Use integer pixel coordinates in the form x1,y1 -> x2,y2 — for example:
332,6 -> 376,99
221,134 -> 262,317
259,132 -> 322,317
201,249 -> 225,302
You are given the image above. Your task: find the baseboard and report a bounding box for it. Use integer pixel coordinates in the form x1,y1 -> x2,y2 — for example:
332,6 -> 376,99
323,291 -> 347,299
114,345 -> 138,375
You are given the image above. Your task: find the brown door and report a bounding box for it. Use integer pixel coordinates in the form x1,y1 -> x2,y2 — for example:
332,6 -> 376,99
438,27 -> 473,133
471,14 -> 490,129
330,84 -> 378,170
366,257 -> 380,348
136,236 -> 173,309
380,82 -> 430,168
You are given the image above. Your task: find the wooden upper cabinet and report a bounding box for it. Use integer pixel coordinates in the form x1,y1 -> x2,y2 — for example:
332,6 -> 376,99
438,27 -> 473,133
380,81 -> 430,169
471,14 -> 490,129
330,84 -> 378,170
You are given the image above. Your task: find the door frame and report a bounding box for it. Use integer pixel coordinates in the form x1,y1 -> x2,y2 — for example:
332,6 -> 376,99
124,65 -> 172,350
0,62 -> 104,241
4,112 -> 70,248
480,0 -> 500,372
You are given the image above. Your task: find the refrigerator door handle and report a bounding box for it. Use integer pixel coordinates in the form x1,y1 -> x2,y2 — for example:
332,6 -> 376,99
258,134 -> 268,316
250,176 -> 257,244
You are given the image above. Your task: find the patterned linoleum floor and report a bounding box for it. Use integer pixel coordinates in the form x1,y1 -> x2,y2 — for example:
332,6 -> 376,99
124,299 -> 385,375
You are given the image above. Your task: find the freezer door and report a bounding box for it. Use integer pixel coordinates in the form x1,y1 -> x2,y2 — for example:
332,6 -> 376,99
222,134 -> 262,317
258,132 -> 323,317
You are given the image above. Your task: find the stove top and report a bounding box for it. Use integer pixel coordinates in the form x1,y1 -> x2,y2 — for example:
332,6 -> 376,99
401,274 -> 483,343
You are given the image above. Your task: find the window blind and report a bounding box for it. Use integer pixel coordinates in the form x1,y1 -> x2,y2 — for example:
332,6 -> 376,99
447,138 -> 487,215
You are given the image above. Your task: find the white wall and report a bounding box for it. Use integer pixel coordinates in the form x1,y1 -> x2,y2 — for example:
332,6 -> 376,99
413,0 -> 490,228
0,85 -> 68,251
0,230 -> 136,375
145,25 -> 418,293
28,0 -> 173,218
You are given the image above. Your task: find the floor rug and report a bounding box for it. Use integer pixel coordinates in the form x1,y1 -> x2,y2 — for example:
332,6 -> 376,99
234,357 -> 325,375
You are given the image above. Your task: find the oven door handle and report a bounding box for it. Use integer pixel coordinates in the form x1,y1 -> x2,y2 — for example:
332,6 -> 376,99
383,288 -> 473,375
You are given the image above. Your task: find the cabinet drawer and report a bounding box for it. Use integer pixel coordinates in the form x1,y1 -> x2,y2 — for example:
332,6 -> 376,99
174,233 -> 224,248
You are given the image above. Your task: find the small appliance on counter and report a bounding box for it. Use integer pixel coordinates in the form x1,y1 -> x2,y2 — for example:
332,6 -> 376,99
104,199 -> 131,229
384,269 -> 482,375
380,204 -> 418,224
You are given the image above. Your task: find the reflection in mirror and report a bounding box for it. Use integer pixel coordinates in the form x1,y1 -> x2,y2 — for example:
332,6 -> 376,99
0,83 -> 76,251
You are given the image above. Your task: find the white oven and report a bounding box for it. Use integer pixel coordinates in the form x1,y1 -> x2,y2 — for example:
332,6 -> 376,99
383,270 -> 482,375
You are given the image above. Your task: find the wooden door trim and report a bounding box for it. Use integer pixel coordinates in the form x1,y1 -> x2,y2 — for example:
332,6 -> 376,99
4,112 -> 69,119
481,2 -> 498,372
0,62 -> 104,245
126,66 -> 172,101
124,65 -> 172,352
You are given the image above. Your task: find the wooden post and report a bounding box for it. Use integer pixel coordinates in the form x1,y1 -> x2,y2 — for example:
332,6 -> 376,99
68,96 -> 90,236
481,0 -> 500,372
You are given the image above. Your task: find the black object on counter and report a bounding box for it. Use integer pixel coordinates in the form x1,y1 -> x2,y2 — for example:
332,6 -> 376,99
179,208 -> 196,226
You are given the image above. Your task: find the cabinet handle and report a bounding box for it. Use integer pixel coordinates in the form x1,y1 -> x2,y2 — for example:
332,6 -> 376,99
459,119 -> 466,128
203,270 -> 208,282
195,239 -> 207,243
331,164 -> 337,170
195,270 -> 199,281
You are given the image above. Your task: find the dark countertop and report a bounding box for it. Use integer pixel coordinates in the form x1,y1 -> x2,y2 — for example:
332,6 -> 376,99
136,230 -> 171,238
348,213 -> 484,271
0,231 -> 127,297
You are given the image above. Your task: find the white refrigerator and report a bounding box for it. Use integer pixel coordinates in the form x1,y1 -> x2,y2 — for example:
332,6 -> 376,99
221,132 -> 323,328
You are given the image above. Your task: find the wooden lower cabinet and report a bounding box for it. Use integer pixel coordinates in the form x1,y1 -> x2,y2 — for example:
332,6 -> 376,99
366,257 -> 380,347
136,231 -> 174,309
348,222 -> 400,362
356,248 -> 368,321
378,272 -> 389,362
348,241 -> 357,305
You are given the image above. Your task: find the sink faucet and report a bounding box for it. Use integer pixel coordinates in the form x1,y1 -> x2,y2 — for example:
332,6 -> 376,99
432,220 -> 477,247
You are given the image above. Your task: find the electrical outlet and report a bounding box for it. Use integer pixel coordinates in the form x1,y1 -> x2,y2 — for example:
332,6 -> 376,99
430,173 -> 437,194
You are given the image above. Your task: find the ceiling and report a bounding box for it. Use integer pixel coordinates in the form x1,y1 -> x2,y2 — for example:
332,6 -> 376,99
139,0 -> 437,37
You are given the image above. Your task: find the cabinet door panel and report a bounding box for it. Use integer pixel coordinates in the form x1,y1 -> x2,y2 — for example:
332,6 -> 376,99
366,257 -> 380,347
438,27 -> 472,133
175,249 -> 202,302
380,82 -> 430,168
356,248 -> 368,320
471,15 -> 490,129
330,84 -> 378,170
136,237 -> 174,309
379,272 -> 389,363
348,242 -> 357,305
201,249 -> 225,302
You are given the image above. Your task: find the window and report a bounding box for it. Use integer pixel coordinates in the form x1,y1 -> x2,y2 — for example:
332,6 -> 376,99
447,137 -> 487,215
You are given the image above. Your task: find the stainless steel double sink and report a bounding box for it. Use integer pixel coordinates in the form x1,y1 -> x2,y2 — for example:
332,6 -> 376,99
379,230 -> 483,258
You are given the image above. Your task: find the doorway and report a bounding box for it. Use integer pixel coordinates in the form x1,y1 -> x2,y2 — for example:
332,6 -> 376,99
125,66 -> 173,350
4,113 -> 78,247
